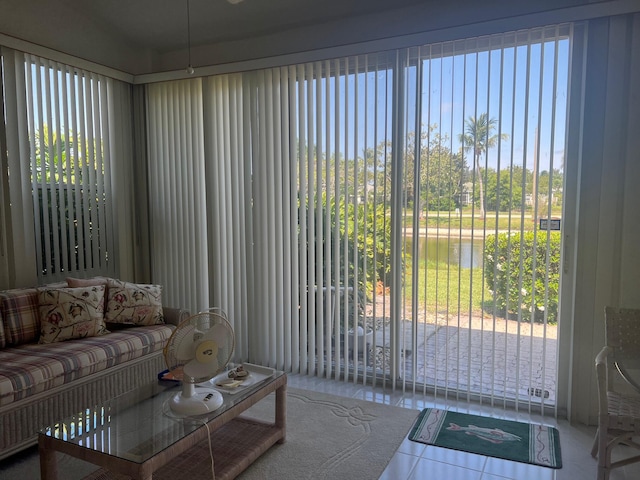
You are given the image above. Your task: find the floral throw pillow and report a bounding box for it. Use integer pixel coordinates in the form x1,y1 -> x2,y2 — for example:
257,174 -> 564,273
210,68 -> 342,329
38,285 -> 108,344
105,279 -> 164,326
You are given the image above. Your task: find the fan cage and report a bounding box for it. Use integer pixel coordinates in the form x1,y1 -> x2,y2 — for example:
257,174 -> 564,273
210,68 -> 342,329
163,308 -> 235,384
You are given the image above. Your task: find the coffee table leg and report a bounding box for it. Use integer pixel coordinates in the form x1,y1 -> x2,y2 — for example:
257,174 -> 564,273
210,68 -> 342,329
39,436 -> 57,480
275,383 -> 286,444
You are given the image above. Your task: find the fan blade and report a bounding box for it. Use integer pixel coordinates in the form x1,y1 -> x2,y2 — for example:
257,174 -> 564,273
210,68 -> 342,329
174,327 -> 197,362
183,357 -> 219,380
202,323 -> 231,344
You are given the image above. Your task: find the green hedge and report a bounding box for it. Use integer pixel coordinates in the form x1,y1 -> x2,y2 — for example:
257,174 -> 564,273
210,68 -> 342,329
484,231 -> 561,324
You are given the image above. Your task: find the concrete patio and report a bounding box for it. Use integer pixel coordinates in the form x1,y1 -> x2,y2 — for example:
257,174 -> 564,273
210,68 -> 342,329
343,308 -> 558,408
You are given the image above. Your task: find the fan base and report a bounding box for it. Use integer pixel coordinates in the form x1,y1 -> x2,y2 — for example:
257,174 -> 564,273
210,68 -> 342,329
169,387 -> 223,415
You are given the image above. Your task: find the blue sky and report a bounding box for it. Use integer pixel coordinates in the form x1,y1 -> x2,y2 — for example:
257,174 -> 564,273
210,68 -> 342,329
30,32 -> 571,178
299,35 -> 570,175
401,37 -> 569,173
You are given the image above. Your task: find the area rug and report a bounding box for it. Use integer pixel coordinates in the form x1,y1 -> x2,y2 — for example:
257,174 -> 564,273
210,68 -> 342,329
0,387 -> 417,480
237,388 -> 417,479
409,408 -> 562,468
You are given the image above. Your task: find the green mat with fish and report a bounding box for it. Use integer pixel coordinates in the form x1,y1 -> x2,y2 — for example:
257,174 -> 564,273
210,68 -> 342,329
408,408 -> 562,468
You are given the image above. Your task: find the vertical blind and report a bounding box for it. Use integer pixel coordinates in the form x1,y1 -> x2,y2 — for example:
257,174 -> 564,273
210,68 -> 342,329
237,60 -> 396,378
202,74 -> 252,360
0,53 -> 10,287
243,67 -> 296,369
178,61 -> 395,372
146,79 -> 209,314
0,48 -> 132,285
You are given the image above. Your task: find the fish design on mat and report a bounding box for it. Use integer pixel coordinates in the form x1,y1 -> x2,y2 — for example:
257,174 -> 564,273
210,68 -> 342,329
446,423 -> 522,444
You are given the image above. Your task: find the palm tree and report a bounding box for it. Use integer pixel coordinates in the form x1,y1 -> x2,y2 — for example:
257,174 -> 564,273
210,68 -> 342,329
458,113 -> 508,218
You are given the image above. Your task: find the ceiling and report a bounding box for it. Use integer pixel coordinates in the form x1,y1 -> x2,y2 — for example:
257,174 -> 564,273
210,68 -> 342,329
0,0 -> 616,76
0,0 -> 432,74
65,0 -> 429,54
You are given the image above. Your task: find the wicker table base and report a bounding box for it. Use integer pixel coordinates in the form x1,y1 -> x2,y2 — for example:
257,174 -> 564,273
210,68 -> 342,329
84,417 -> 283,480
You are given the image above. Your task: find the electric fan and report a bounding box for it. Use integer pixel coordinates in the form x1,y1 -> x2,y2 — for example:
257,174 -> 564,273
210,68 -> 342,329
163,309 -> 234,415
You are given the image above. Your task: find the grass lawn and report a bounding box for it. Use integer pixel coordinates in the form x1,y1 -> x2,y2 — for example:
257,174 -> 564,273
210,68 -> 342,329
405,257 -> 492,317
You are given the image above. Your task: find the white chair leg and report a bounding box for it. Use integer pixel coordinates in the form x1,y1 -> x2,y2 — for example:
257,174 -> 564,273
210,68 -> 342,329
597,431 -> 609,480
597,465 -> 608,480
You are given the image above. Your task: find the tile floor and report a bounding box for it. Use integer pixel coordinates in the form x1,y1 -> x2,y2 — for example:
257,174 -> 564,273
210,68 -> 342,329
287,373 -> 640,480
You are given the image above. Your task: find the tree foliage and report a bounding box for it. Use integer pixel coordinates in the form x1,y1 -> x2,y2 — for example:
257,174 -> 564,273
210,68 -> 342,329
372,125 -> 468,211
417,129 -> 465,212
483,166 -> 526,211
458,114 -> 508,217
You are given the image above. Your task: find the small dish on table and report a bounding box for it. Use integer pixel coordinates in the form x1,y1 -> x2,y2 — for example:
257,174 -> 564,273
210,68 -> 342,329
207,363 -> 275,394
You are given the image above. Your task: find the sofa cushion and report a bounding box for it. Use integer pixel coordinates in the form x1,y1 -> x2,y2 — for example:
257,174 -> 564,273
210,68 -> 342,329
0,288 -> 40,346
0,282 -> 69,346
0,324 -> 173,407
37,285 -> 109,344
105,279 -> 164,326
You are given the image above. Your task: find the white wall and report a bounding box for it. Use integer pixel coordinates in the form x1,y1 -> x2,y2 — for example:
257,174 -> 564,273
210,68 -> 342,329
0,0 -> 152,75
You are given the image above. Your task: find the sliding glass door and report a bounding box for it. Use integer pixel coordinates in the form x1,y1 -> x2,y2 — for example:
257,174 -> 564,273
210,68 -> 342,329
394,25 -> 571,413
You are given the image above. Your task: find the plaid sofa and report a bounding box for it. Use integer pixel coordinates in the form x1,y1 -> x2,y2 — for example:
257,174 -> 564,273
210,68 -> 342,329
0,282 -> 185,460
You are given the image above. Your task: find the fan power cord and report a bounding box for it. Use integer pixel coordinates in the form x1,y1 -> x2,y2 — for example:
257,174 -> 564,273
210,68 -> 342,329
162,400 -> 215,479
202,420 -> 216,480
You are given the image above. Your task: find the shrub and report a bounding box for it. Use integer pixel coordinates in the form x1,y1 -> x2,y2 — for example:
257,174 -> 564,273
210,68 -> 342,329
484,231 -> 561,324
300,194 -> 392,297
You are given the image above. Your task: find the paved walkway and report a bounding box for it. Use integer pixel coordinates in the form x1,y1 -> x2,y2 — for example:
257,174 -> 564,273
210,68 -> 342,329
357,298 -> 558,405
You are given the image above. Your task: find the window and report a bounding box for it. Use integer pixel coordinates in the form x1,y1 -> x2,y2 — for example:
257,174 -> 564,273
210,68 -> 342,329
0,49 -> 132,286
25,55 -> 113,277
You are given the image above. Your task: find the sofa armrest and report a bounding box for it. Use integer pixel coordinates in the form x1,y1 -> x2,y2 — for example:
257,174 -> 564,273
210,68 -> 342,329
163,307 -> 190,326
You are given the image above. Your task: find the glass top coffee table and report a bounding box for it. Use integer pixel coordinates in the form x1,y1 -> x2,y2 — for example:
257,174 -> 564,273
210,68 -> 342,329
39,370 -> 286,480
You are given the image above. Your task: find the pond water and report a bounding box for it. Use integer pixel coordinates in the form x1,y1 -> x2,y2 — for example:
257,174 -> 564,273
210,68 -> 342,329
405,236 -> 484,269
